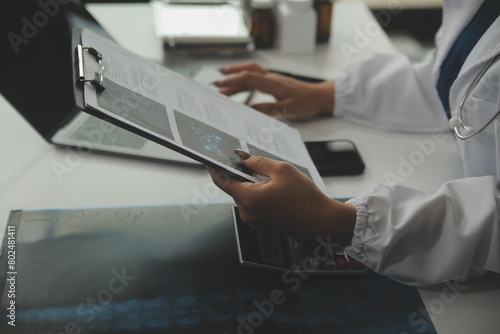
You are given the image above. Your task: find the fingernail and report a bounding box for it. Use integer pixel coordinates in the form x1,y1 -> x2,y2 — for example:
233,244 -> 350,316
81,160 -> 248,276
234,148 -> 251,160
211,80 -> 220,86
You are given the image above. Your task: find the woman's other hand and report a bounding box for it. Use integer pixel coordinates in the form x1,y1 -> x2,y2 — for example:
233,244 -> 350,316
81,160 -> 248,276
215,62 -> 335,121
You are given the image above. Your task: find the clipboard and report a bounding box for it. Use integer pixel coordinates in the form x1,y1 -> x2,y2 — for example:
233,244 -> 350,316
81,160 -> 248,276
71,28 -> 327,190
72,28 -> 104,123
71,28 -> 252,182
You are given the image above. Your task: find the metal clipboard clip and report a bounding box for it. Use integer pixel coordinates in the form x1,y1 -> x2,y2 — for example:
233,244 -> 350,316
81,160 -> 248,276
75,44 -> 105,93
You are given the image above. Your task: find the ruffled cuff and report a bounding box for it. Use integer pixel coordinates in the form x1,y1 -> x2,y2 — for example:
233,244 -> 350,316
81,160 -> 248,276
332,66 -> 359,119
344,196 -> 377,270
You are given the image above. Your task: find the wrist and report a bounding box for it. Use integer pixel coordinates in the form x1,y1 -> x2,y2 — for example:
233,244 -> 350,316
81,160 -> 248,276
334,201 -> 357,246
317,198 -> 356,246
312,80 -> 335,116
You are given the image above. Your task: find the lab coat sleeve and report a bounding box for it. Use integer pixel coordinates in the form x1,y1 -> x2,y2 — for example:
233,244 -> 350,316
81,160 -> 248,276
334,52 -> 450,133
344,176 -> 500,287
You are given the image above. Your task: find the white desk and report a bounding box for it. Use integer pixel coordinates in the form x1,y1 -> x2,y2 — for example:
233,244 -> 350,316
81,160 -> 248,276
0,2 -> 498,333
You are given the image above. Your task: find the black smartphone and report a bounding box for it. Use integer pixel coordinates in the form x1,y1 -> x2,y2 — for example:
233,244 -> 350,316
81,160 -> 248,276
305,140 -> 365,176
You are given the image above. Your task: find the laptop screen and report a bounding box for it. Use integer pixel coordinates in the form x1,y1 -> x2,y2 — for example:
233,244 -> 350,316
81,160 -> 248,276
0,0 -> 113,141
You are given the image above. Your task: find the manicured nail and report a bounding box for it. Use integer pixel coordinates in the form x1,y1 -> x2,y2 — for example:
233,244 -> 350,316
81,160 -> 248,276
234,149 -> 251,160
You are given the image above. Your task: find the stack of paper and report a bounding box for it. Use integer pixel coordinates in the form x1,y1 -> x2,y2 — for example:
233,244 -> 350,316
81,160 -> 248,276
152,1 -> 254,54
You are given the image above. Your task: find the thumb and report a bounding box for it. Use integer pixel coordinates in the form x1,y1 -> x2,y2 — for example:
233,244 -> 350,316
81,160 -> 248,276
234,149 -> 286,179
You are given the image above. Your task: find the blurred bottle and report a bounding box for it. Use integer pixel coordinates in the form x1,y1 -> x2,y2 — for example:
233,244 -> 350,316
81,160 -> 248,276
276,0 -> 316,54
250,0 -> 276,49
314,0 -> 333,43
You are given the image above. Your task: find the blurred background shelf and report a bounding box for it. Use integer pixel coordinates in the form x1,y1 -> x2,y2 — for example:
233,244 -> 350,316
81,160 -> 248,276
84,0 -> 443,62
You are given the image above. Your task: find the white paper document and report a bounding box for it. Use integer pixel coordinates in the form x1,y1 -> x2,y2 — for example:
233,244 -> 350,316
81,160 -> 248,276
79,29 -> 327,192
152,2 -> 251,44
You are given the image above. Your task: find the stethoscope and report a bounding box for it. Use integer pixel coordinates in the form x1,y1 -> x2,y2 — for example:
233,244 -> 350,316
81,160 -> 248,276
448,53 -> 500,140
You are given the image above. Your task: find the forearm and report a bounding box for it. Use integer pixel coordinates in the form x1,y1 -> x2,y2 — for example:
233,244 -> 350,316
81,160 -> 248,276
314,198 -> 357,246
344,176 -> 500,287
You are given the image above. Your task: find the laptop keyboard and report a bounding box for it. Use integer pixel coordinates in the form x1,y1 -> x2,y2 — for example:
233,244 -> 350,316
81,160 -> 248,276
169,64 -> 203,78
71,116 -> 147,150
289,237 -> 365,273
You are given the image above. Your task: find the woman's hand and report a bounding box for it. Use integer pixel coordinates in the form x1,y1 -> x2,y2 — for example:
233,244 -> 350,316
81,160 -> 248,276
206,150 -> 356,245
215,62 -> 335,121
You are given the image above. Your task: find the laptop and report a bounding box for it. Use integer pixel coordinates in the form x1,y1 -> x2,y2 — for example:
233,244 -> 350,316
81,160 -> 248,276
0,0 -> 250,166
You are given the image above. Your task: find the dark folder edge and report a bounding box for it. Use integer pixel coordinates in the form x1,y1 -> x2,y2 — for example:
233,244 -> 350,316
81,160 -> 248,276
0,210 -> 22,302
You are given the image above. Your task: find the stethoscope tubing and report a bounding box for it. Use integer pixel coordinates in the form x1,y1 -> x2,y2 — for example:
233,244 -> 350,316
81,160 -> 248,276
451,54 -> 500,140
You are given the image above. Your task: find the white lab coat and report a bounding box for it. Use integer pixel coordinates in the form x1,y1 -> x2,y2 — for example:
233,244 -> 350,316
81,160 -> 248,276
335,0 -> 500,287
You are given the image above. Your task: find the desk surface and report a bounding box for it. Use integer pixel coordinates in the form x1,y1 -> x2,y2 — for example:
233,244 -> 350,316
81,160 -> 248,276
0,2 -> 498,333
